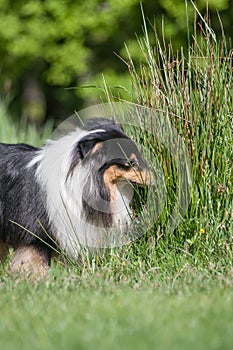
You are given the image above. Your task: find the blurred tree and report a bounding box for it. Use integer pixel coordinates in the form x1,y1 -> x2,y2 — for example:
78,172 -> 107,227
0,0 -> 231,122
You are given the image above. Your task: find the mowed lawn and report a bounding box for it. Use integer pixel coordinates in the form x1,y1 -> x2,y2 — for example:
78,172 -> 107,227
0,269 -> 233,350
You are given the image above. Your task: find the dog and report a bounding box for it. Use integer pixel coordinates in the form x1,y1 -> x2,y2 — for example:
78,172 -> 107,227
0,117 -> 151,276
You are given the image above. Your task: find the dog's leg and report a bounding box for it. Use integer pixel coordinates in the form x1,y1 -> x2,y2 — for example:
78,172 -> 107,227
11,245 -> 50,277
0,239 -> 8,262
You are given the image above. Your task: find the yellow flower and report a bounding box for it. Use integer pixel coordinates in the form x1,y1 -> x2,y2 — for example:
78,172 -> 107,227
200,228 -> 205,234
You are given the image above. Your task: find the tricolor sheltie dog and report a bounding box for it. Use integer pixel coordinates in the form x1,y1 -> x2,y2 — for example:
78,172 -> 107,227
0,118 -> 151,276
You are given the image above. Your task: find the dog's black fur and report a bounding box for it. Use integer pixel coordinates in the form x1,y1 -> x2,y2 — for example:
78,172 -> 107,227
0,143 -> 52,266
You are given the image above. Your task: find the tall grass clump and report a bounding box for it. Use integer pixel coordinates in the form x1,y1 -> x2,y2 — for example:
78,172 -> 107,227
76,9 -> 232,283
120,9 -> 233,273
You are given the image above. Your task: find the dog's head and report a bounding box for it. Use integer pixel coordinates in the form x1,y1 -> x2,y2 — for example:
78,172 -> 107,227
67,118 -> 152,194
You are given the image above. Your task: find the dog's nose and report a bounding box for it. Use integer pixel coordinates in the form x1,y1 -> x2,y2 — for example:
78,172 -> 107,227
139,168 -> 155,185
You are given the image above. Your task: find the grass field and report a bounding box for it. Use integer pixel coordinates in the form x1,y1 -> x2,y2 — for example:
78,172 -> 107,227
0,271 -> 233,350
0,9 -> 233,350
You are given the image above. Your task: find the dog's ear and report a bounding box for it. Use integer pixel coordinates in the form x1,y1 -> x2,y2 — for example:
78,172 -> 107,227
66,137 -> 99,179
77,139 -> 97,160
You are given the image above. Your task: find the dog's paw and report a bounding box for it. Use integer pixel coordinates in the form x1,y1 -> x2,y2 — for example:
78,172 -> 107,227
10,245 -> 49,278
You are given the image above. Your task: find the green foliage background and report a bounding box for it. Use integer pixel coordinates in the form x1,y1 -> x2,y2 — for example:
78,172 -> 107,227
0,0 -> 232,120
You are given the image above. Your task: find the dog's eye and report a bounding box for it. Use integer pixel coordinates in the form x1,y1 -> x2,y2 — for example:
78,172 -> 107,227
125,159 -> 139,168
